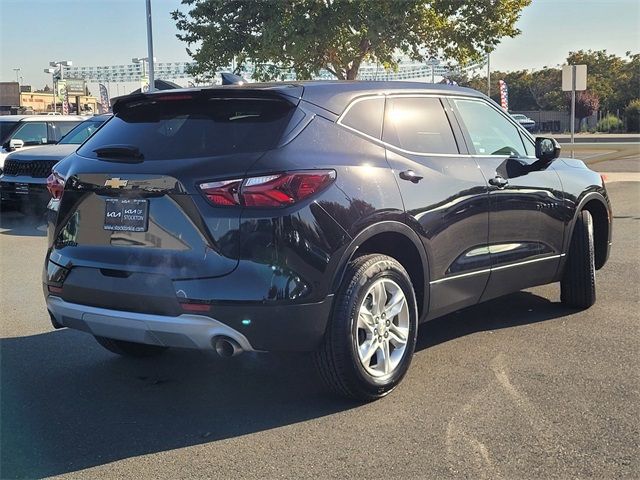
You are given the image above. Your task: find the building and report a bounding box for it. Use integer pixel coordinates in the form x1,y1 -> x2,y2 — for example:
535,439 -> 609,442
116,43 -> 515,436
19,91 -> 99,114
0,82 -> 20,114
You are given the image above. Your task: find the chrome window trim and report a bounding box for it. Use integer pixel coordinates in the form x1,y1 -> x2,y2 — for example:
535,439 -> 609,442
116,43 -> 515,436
336,93 -> 537,159
429,254 -> 565,285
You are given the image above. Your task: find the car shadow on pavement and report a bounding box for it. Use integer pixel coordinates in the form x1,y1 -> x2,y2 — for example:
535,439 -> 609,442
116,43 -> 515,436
0,290 -> 565,478
415,290 -> 563,351
0,210 -> 46,237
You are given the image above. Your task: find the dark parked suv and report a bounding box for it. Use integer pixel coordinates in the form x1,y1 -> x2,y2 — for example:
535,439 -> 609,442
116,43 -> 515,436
1,114 -> 110,213
44,82 -> 611,400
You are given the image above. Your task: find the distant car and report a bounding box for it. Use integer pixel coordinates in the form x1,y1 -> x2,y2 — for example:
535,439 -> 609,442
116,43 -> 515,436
0,115 -> 86,172
511,113 -> 536,131
0,114 -> 111,213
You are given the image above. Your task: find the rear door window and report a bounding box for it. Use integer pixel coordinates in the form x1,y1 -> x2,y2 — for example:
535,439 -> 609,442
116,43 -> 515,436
0,121 -> 19,143
383,97 -> 458,154
78,97 -> 295,160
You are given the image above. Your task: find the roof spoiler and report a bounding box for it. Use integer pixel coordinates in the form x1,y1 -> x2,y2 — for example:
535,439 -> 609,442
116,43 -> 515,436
112,86 -> 304,114
220,72 -> 245,85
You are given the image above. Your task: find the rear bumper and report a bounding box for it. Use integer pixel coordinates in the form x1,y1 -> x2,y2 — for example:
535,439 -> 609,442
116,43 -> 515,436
44,290 -> 334,352
47,296 -> 257,352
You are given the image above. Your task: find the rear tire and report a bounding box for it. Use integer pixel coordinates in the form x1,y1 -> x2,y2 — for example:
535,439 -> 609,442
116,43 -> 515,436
315,254 -> 418,401
94,336 -> 169,358
561,210 -> 596,309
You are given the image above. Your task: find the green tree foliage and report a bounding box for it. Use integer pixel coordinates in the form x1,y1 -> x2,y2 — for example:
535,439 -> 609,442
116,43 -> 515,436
625,99 -> 640,132
570,90 -> 600,128
171,0 -> 531,81
458,50 -> 638,117
566,50 -> 639,113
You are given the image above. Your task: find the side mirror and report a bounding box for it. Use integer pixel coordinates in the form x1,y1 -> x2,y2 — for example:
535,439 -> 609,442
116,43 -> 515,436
9,138 -> 24,151
535,137 -> 560,163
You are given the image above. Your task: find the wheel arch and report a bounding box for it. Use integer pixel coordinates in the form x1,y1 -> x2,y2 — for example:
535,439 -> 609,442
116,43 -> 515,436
330,221 -> 430,319
568,192 -> 611,270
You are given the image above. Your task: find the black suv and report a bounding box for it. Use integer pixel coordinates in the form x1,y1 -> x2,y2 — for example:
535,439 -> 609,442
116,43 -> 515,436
44,82 -> 611,400
1,114 -> 110,213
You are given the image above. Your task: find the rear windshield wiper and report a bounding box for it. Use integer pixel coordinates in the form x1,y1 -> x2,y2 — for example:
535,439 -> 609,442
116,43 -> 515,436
93,145 -> 144,162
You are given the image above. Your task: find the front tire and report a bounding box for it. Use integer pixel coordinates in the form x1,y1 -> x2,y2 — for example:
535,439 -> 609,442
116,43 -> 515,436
561,210 -> 596,309
315,254 -> 418,401
94,336 -> 169,358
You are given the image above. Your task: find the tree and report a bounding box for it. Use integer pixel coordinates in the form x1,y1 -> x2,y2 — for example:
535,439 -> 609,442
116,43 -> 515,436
625,99 -> 640,132
566,50 -> 640,113
172,0 -> 531,81
569,90 -> 599,130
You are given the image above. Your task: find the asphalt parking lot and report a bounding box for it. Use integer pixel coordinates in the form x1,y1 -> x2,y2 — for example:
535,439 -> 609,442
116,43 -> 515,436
1,171 -> 638,479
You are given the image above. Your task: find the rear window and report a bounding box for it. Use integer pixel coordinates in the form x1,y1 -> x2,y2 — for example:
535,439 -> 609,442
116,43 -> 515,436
78,97 -> 295,160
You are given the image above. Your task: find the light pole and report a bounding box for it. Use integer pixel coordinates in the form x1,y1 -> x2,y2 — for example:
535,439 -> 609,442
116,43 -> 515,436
133,57 -> 157,91
486,53 -> 491,97
44,68 -> 57,113
46,61 -> 72,114
13,68 -> 21,83
145,0 -> 156,92
50,60 -> 72,80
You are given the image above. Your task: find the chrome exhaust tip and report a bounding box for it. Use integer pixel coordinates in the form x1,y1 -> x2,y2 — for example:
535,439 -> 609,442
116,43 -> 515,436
213,336 -> 243,357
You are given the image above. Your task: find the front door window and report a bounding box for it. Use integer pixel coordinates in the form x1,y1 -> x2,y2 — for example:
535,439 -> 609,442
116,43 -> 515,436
11,122 -> 48,146
453,99 -> 526,157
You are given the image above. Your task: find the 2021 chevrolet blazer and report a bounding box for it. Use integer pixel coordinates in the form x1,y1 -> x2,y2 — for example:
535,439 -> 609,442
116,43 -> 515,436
43,82 -> 612,400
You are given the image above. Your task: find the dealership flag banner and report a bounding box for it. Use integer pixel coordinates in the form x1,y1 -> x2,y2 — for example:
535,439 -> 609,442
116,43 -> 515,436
499,80 -> 509,111
99,84 -> 110,113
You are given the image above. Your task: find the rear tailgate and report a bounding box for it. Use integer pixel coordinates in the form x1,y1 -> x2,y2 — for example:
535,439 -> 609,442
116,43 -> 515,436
49,89 -> 301,280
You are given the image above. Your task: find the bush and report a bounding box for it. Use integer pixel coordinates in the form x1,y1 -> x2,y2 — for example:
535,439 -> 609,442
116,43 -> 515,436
597,114 -> 623,132
625,99 -> 640,132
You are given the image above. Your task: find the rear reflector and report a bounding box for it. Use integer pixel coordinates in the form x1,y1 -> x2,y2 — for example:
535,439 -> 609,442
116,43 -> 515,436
199,170 -> 335,207
179,302 -> 211,313
152,94 -> 195,102
48,285 -> 63,294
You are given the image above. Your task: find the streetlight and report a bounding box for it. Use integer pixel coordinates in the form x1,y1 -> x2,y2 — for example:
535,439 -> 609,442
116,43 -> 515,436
132,56 -> 157,90
44,67 -> 57,113
49,60 -> 72,80
45,61 -> 71,114
13,68 -> 21,83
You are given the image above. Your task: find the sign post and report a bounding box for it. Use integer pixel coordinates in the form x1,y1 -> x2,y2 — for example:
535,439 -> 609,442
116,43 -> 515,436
562,64 -> 587,156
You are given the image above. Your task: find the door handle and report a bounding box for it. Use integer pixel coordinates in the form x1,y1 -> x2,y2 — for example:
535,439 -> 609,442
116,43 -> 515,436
489,175 -> 508,188
399,170 -> 423,184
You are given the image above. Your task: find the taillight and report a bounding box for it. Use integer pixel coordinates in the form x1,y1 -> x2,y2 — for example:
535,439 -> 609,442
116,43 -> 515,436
46,172 -> 65,200
199,170 -> 335,208
199,179 -> 242,206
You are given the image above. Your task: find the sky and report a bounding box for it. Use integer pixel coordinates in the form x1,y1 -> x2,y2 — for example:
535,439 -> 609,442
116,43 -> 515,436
1,0 -> 639,89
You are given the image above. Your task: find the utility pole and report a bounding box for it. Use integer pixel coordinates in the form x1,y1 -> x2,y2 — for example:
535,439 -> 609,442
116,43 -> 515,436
570,64 -> 576,153
487,53 -> 491,97
146,0 -> 156,92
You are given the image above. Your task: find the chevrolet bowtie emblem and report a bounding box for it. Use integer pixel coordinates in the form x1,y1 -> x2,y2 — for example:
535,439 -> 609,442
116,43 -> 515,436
104,178 -> 128,188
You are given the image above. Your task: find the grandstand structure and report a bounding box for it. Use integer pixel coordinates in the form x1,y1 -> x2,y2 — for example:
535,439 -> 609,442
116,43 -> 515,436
66,57 -> 485,84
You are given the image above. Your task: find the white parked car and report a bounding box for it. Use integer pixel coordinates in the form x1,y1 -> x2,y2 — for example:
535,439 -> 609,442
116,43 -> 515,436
510,113 -> 536,132
0,115 -> 86,171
